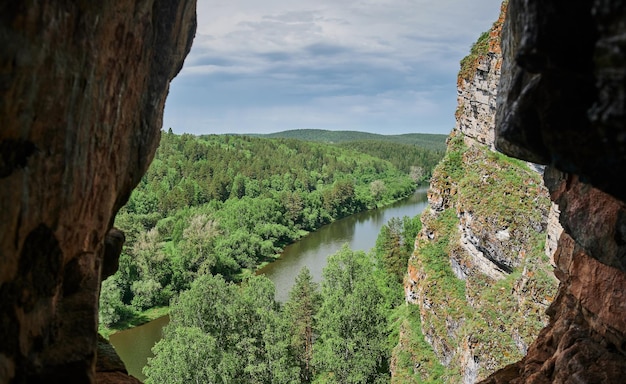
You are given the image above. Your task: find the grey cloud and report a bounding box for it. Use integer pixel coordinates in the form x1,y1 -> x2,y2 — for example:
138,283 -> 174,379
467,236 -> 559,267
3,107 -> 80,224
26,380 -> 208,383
165,0 -> 504,135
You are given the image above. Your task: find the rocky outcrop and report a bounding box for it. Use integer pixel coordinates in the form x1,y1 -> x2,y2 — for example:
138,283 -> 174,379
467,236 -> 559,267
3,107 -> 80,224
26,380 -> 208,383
399,0 -> 626,380
482,172 -> 626,383
392,2 -> 576,383
455,3 -> 505,149
395,4 -> 559,381
96,335 -> 142,384
402,130 -> 556,382
544,203 -> 562,268
481,0 -> 626,382
495,0 -> 626,203
0,1 -> 196,382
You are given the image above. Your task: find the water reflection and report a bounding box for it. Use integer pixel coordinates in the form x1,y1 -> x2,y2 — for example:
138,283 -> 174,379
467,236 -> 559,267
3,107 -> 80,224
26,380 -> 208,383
110,188 -> 429,379
257,188 -> 428,302
109,315 -> 170,381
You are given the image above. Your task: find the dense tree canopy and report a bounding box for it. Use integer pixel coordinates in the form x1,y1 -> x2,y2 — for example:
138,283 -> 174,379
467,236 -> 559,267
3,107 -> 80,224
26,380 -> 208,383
100,131 -> 438,382
312,246 -> 391,384
144,227 -> 418,384
100,132 -> 435,328
144,274 -> 298,384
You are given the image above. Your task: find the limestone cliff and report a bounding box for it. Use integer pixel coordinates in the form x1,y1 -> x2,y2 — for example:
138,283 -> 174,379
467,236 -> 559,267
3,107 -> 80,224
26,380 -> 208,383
0,1 -> 196,382
481,0 -> 626,382
392,3 -> 559,382
395,0 -> 626,382
455,5 -> 504,149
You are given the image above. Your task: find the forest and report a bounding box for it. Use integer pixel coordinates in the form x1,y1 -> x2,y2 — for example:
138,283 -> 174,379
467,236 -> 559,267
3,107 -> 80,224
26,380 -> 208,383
144,216 -> 421,383
98,130 -> 442,382
258,129 -> 447,150
99,131 -> 442,330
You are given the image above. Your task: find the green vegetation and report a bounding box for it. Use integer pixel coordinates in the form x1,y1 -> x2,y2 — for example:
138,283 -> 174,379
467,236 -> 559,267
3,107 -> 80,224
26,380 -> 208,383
312,246 -> 393,384
257,130 -> 446,182
458,2 -> 505,83
374,216 -> 421,284
144,274 -> 292,383
395,208 -> 468,380
99,131 -> 437,333
390,304 -> 446,383
397,130 -> 556,381
98,306 -> 169,339
255,129 -> 447,152
100,121 -> 555,382
144,220 -> 419,384
283,267 -> 322,383
459,31 -> 491,82
337,141 -> 443,181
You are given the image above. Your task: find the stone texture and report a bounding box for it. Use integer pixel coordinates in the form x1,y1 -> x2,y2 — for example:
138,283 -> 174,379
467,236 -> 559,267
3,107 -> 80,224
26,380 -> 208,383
482,173 -> 626,383
544,202 -> 562,268
482,0 -> 626,382
0,1 -> 196,382
397,4 -> 558,381
455,4 -> 505,150
495,0 -> 626,202
95,335 -> 141,384
482,232 -> 626,384
412,139 -> 555,382
457,211 -> 511,281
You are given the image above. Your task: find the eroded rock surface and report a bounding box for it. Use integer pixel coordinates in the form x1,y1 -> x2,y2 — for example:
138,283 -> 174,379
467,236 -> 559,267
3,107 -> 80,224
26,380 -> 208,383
455,5 -> 504,150
482,0 -> 626,382
481,174 -> 626,383
396,4 -> 558,381
495,0 -> 626,203
0,1 -> 196,382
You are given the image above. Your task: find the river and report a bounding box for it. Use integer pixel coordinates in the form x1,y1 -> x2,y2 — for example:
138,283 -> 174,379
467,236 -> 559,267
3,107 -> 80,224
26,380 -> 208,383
256,188 -> 429,302
109,188 -> 429,380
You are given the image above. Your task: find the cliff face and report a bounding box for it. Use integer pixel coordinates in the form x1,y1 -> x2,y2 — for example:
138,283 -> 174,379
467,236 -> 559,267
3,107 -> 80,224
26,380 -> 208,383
0,1 -> 196,382
482,0 -> 626,382
454,7 -> 504,149
392,4 -> 559,382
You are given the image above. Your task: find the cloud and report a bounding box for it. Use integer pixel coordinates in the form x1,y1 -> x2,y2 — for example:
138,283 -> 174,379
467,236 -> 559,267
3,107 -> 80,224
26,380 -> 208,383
164,0 -> 504,135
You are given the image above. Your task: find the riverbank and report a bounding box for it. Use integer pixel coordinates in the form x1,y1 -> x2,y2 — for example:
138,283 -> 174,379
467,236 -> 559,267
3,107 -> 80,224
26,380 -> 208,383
99,306 -> 169,339
108,187 -> 430,380
101,187 -> 427,337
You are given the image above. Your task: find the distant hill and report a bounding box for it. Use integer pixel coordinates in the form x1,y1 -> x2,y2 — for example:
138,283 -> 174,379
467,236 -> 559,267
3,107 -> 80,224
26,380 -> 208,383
252,129 -> 448,152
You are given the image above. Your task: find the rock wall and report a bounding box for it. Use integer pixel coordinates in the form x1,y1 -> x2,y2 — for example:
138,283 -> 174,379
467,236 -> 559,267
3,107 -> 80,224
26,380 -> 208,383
394,3 -> 560,382
481,0 -> 626,382
0,1 -> 196,382
401,131 -> 557,383
455,5 -> 504,149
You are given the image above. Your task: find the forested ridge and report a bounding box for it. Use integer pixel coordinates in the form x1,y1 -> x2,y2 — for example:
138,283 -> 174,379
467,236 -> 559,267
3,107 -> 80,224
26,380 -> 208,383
337,140 -> 442,177
257,129 -> 445,181
257,129 -> 447,150
99,131 -> 441,333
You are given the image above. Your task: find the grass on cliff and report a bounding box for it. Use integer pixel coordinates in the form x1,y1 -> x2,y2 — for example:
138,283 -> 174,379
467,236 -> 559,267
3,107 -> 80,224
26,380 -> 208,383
410,208 -> 469,377
458,0 -> 506,83
390,304 -> 447,383
405,130 -> 557,380
460,149 -> 548,228
463,231 -> 556,376
459,31 -> 490,82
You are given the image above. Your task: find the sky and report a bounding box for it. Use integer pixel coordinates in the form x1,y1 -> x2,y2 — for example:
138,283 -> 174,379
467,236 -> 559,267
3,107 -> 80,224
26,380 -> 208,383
163,0 -> 504,136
